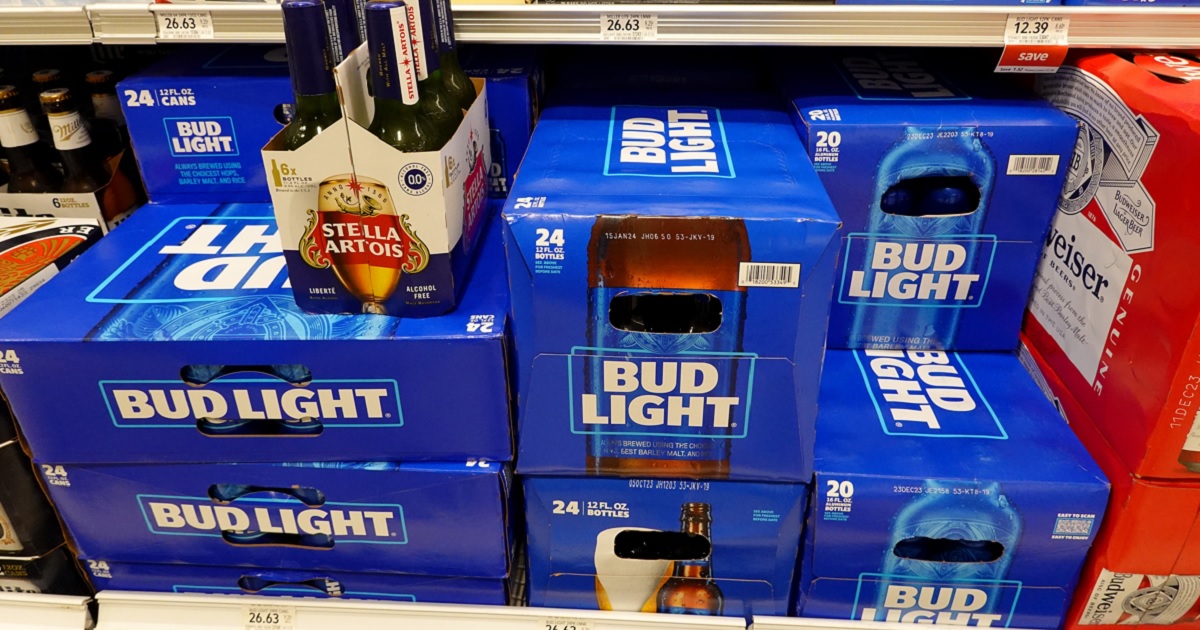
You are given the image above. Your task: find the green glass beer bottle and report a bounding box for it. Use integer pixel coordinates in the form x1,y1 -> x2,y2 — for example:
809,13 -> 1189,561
430,0 -> 476,111
405,0 -> 462,147
39,88 -> 110,193
365,0 -> 438,153
281,0 -> 343,150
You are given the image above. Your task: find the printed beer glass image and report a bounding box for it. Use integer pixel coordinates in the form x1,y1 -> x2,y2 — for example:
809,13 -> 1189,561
299,174 -> 430,315
583,215 -> 749,478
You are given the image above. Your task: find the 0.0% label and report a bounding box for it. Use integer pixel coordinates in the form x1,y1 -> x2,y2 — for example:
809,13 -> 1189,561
156,11 -> 214,40
243,604 -> 295,630
601,13 -> 657,41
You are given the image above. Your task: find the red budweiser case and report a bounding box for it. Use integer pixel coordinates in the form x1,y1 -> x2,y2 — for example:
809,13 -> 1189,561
1022,338 -> 1200,628
1024,52 -> 1200,480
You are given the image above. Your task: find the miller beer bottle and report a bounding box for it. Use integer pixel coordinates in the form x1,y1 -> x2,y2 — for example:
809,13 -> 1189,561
282,0 -> 343,150
876,480 -> 1020,618
39,88 -> 109,193
657,502 -> 724,615
406,0 -> 463,147
85,70 -> 126,158
28,68 -> 63,134
0,85 -> 62,193
365,0 -> 438,153
849,126 -> 993,349
585,216 -> 749,478
430,0 -> 476,111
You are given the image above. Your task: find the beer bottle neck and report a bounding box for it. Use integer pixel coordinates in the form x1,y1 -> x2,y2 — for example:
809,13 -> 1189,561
674,559 -> 712,580
0,107 -> 39,149
677,513 -> 713,579
295,91 -> 342,126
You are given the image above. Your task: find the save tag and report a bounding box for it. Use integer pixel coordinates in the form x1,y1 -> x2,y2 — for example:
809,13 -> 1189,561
600,14 -> 657,41
155,11 -> 214,40
996,15 -> 1070,73
243,604 -> 296,630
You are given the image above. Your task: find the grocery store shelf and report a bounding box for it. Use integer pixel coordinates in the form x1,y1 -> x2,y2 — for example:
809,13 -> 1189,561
77,3 -> 1200,47
0,592 -> 93,630
93,591 -> 746,630
0,6 -> 94,44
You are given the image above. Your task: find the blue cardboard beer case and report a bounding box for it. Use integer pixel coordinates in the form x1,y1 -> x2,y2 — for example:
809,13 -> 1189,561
797,349 -> 1110,629
782,51 -> 1078,351
525,476 -> 807,617
504,92 -> 842,482
461,46 -> 544,198
82,560 -> 508,605
119,45 -> 293,204
43,461 -> 513,578
0,203 -> 512,464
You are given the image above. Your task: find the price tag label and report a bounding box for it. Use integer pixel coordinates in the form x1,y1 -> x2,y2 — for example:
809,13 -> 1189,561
542,617 -> 592,630
601,13 -> 657,41
156,10 -> 214,40
996,15 -> 1070,73
243,604 -> 296,630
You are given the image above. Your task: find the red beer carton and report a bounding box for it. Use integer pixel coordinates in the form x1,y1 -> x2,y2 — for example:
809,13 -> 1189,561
1022,339 -> 1200,629
1025,52 -> 1200,480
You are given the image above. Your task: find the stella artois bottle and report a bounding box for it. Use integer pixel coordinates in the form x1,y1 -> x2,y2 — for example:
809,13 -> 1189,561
282,0 -> 343,150
430,0 -> 476,111
364,0 -> 438,153
405,0 -> 462,147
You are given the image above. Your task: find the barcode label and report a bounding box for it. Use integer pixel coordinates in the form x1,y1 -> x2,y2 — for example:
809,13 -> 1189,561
1007,154 -> 1060,175
739,263 -> 800,288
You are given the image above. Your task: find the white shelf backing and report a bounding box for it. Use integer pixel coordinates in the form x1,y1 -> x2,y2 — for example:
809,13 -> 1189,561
0,592 -> 93,630
751,617 -> 1036,630
95,590 -> 746,630
0,6 -> 94,44
79,2 -> 1200,47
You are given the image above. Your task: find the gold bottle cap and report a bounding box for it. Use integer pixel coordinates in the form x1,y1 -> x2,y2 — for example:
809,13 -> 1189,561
85,70 -> 113,84
32,69 -> 60,83
38,87 -> 72,104
0,85 -> 18,100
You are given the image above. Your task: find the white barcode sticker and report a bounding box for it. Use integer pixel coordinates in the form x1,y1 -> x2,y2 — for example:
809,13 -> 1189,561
156,10 -> 214,40
739,262 -> 801,288
1007,154 -> 1060,175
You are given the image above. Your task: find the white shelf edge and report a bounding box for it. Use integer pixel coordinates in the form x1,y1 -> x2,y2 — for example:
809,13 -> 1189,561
751,617 -> 1037,630
0,592 -> 93,630
73,2 -> 1200,47
0,6 -> 94,44
95,591 -> 746,630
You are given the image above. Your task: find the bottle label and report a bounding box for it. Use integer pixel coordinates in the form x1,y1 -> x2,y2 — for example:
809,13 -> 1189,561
1077,569 -> 1200,625
405,2 -> 429,81
92,94 -> 126,126
0,109 -> 39,148
390,6 -> 420,105
573,287 -> 753,462
0,501 -> 23,552
47,111 -> 92,151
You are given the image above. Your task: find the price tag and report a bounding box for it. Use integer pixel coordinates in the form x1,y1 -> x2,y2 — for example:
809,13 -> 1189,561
243,604 -> 295,630
995,15 -> 1070,73
541,616 -> 592,630
156,10 -> 214,40
600,13 -> 657,41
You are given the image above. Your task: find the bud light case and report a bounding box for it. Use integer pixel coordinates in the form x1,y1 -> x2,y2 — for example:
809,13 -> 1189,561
0,202 -> 512,464
1025,53 -> 1200,480
461,46 -> 544,199
798,350 -> 1110,629
119,45 -> 293,204
524,476 -> 807,617
782,51 -> 1078,351
42,461 -> 512,578
1023,339 -> 1200,630
504,92 -> 842,482
82,560 -> 508,605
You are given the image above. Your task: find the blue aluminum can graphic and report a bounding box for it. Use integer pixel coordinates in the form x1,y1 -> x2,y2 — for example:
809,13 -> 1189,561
845,126 -> 996,349
578,216 -> 750,478
872,480 -> 1021,620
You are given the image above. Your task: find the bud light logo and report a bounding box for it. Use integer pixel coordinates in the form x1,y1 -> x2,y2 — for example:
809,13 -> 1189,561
854,349 -> 1005,439
838,54 -> 970,101
165,117 -> 239,156
138,494 -> 407,543
839,235 -> 997,307
88,217 -> 289,305
568,348 -> 756,438
854,578 -> 1023,626
100,379 -> 403,429
603,106 -> 735,178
